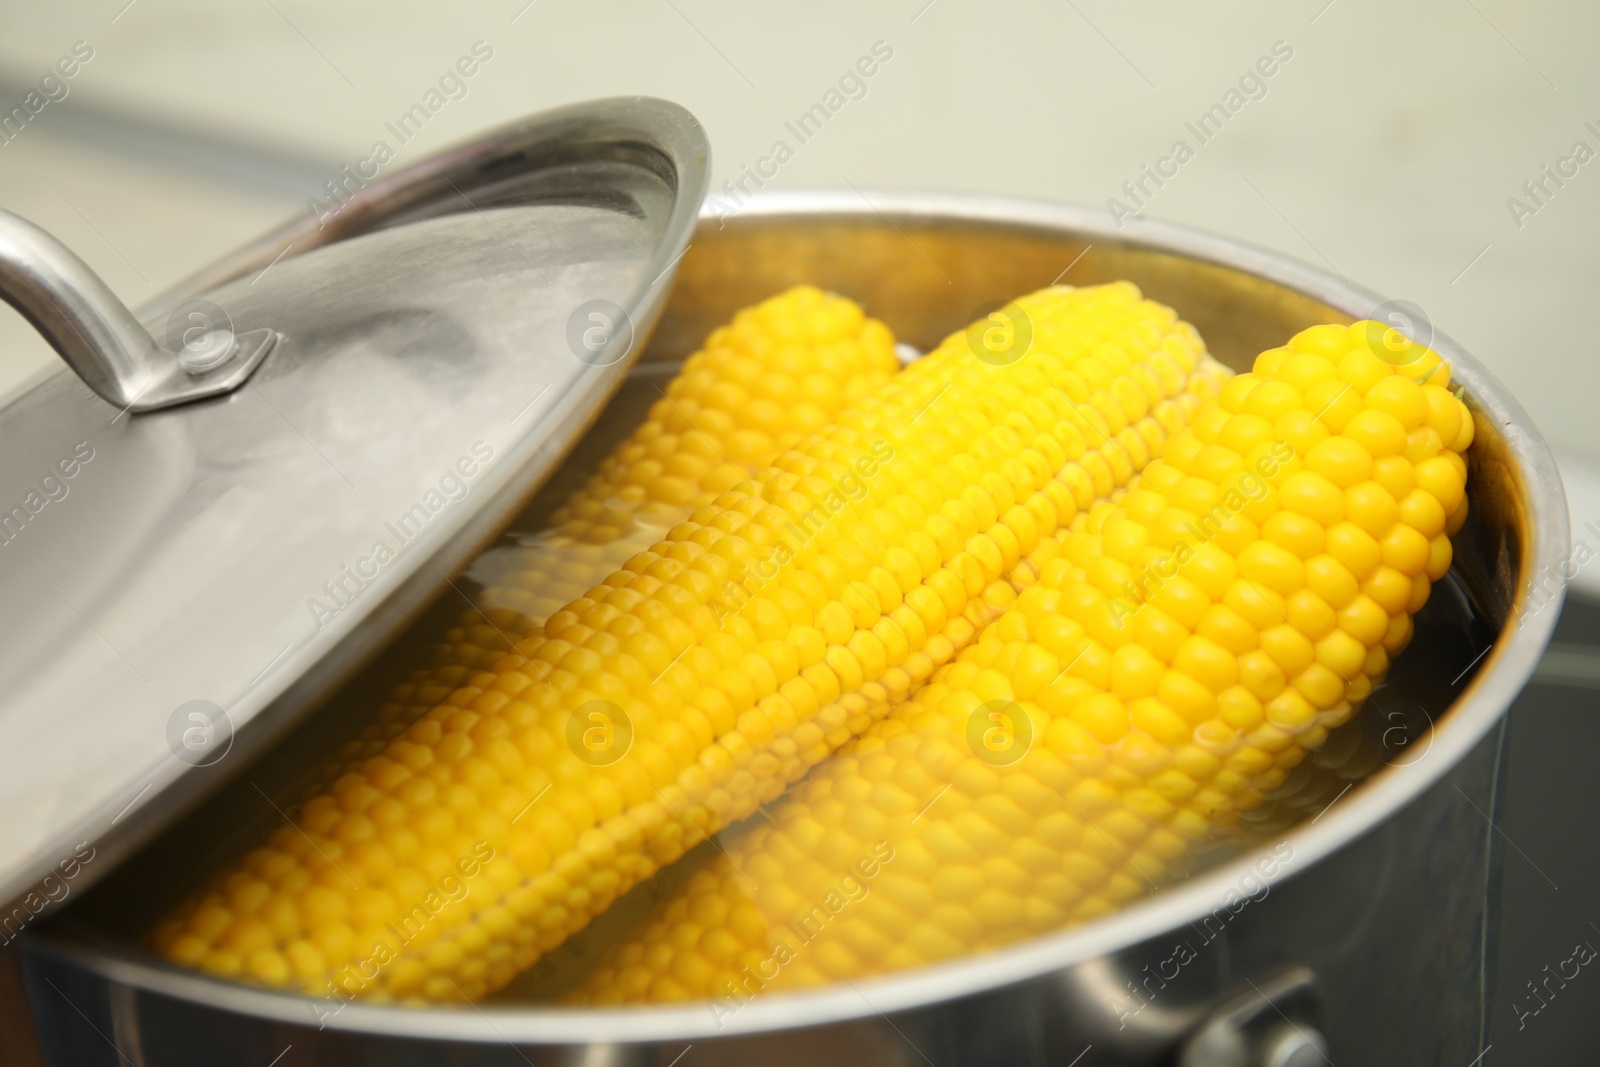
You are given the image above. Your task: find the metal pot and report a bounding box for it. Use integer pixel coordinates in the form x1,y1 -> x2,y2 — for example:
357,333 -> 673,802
9,183 -> 1568,1062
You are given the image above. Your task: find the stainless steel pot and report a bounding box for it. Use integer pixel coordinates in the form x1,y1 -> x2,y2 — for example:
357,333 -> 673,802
13,192 -> 1569,1067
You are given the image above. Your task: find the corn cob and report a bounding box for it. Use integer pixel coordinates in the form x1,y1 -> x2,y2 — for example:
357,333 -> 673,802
320,287 -> 901,784
569,320 -> 1472,1003
446,285 -> 904,664
153,283 -> 1219,1004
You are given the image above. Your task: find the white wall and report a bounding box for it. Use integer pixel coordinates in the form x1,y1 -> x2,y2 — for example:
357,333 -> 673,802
1,0 -> 1596,586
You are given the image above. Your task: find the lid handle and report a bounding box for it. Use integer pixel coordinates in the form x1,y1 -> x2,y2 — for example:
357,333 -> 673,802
0,210 -> 275,413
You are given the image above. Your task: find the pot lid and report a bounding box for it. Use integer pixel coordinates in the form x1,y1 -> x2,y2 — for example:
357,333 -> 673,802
0,97 -> 709,910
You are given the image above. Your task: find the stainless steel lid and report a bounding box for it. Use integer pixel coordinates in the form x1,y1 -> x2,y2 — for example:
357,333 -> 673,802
0,96 -> 710,910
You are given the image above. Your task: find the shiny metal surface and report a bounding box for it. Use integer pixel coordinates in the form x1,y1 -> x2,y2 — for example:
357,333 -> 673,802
1177,967 -> 1324,1067
19,191 -> 1568,1065
0,209 -> 278,412
0,97 -> 709,919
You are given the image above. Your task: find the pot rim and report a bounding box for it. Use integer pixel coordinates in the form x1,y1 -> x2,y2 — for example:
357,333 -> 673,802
29,188 -> 1570,1045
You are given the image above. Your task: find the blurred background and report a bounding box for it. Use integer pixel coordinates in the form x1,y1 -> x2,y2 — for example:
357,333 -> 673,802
0,0 -> 1596,1062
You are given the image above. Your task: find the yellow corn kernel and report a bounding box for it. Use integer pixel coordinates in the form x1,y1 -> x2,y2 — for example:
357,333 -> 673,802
569,318 -> 1471,1004
322,287 -> 901,781
153,283 -> 1224,1004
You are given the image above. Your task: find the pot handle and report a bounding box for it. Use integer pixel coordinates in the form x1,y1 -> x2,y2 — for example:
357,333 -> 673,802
1178,966 -> 1329,1067
0,209 -> 275,413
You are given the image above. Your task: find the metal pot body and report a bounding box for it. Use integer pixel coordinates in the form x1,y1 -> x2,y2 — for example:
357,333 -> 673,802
17,192 -> 1565,1067
22,725 -> 1506,1066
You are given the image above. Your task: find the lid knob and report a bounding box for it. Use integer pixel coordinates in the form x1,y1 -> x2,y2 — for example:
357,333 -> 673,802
0,209 -> 275,413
